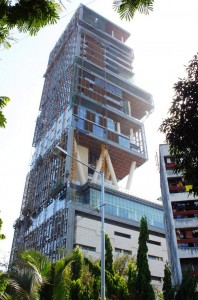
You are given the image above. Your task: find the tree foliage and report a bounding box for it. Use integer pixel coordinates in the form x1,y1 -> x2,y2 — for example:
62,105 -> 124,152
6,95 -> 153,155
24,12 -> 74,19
2,230 -> 161,299
113,0 -> 154,20
0,97 -> 10,129
0,0 -> 155,49
136,216 -> 155,300
0,0 -> 61,48
127,259 -> 137,299
174,269 -> 198,300
160,54 -> 198,195
163,262 -> 174,300
105,233 -> 114,276
0,218 -> 5,240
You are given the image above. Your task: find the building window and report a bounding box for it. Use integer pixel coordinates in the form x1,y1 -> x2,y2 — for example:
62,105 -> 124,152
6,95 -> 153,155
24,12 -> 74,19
151,276 -> 162,282
77,244 -> 96,252
114,231 -> 131,239
115,248 -> 132,255
148,255 -> 163,261
123,249 -> 132,255
148,240 -> 161,246
115,248 -> 122,253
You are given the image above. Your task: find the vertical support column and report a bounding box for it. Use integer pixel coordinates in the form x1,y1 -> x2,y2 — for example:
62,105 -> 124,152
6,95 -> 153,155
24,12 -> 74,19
126,161 -> 136,191
130,128 -> 134,143
127,100 -> 131,116
73,139 -> 86,185
117,122 -> 121,134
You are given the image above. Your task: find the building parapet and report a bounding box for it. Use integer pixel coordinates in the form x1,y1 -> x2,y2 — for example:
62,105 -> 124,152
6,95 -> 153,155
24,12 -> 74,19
178,247 -> 198,259
175,218 -> 198,229
170,193 -> 198,202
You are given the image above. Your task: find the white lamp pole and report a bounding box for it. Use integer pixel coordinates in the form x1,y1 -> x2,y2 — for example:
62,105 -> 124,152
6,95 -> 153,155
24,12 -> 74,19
55,145 -> 105,300
100,170 -> 105,300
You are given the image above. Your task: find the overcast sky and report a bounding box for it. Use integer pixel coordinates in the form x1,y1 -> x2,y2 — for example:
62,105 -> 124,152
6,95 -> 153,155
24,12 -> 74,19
0,0 -> 198,264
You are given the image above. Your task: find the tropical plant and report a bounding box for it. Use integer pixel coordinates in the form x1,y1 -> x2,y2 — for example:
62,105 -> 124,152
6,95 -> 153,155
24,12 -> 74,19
2,229 -> 158,299
7,249 -> 52,300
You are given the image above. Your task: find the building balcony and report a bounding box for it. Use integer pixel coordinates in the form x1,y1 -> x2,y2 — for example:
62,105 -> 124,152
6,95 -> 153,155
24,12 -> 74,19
165,163 -> 175,169
72,115 -> 143,154
178,247 -> 198,259
175,217 -> 198,229
75,58 -> 153,119
166,169 -> 183,177
177,238 -> 198,244
170,192 -> 197,202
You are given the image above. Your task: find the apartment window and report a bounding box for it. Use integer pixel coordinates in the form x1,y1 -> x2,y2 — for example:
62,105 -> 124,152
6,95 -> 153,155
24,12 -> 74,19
151,276 -> 162,283
148,240 -> 161,246
78,244 -> 96,252
114,231 -> 131,239
123,250 -> 132,255
148,255 -> 163,261
115,248 -> 122,253
115,248 -> 132,255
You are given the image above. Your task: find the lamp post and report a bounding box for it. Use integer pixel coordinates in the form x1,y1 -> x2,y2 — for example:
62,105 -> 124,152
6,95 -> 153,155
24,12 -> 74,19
54,145 -> 105,300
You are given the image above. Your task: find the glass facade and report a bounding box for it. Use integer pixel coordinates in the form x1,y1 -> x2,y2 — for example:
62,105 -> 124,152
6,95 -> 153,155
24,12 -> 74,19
75,187 -> 164,229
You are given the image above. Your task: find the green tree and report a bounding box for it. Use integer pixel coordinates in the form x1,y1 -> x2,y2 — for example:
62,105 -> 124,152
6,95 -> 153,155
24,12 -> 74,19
162,262 -> 174,300
127,259 -> 137,300
0,272 -> 9,299
0,0 -> 155,49
113,0 -> 154,20
0,0 -> 154,129
105,233 -> 114,276
160,53 -> 198,196
71,248 -> 83,281
136,216 -> 155,300
7,249 -> 52,300
114,254 -> 131,276
0,97 -> 10,128
51,251 -> 76,300
83,257 -> 100,300
175,269 -> 198,300
0,217 -> 5,240
0,0 -> 61,48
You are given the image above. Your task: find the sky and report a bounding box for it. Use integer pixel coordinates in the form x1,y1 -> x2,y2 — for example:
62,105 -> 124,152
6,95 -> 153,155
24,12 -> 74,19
0,0 -> 198,265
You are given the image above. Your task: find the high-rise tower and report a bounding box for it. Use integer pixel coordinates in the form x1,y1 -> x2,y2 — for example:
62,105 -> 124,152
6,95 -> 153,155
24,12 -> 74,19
160,144 -> 198,285
10,5 -> 167,287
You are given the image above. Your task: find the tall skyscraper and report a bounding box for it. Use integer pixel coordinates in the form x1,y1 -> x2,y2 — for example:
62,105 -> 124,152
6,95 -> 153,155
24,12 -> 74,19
160,144 -> 198,285
10,4 -> 167,288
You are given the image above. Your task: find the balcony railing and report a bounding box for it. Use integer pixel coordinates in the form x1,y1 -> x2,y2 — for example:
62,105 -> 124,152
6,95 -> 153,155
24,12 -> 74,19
165,163 -> 175,169
72,115 -> 143,154
178,247 -> 198,259
169,186 -> 186,193
177,238 -> 198,244
175,217 -> 198,229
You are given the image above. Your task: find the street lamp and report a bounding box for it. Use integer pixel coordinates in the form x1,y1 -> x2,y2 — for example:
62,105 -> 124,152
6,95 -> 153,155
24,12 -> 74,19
54,145 -> 105,300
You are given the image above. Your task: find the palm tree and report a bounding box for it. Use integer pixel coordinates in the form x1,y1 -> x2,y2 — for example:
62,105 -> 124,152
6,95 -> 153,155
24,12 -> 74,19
5,249 -> 51,300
